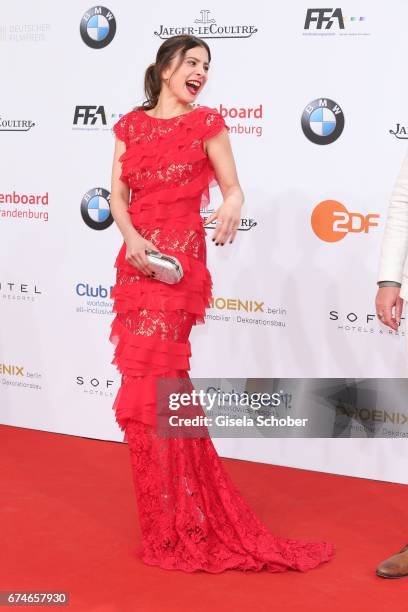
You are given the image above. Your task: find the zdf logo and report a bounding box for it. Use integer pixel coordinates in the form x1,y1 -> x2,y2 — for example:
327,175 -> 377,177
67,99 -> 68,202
311,200 -> 379,242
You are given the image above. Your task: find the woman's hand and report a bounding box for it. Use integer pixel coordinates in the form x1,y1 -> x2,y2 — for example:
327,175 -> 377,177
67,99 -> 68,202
125,233 -> 158,276
203,200 -> 242,245
375,286 -> 403,331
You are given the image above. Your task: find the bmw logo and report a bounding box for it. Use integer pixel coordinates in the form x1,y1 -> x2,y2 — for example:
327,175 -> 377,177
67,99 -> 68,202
80,6 -> 116,49
81,188 -> 113,230
301,98 -> 344,145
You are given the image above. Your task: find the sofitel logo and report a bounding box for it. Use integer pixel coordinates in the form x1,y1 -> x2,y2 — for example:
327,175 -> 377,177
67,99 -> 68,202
0,281 -> 42,302
329,310 -> 404,336
155,9 -> 258,39
0,282 -> 41,294
76,375 -> 116,397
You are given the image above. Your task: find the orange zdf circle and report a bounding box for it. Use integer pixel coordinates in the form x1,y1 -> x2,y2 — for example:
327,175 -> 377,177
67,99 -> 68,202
311,200 -> 349,242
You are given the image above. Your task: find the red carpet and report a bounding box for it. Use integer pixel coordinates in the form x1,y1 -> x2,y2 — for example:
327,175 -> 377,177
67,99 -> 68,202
1,424 -> 407,612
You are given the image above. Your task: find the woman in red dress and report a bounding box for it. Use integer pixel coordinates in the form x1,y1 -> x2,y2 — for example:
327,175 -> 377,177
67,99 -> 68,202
109,34 -> 334,573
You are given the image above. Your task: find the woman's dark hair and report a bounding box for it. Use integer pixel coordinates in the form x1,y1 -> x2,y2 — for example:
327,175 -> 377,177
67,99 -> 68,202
133,35 -> 211,111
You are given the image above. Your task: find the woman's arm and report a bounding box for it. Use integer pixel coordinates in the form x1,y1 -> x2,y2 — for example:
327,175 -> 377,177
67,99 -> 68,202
110,137 -> 136,242
203,129 -> 244,245
110,137 -> 156,276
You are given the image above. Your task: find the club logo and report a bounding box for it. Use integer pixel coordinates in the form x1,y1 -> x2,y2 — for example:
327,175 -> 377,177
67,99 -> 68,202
80,188 -> 113,230
76,283 -> 113,298
80,6 -> 116,49
301,98 -> 344,145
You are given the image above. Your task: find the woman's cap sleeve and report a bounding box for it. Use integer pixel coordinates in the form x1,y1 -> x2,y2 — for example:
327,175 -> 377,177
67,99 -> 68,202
112,114 -> 128,144
202,108 -> 229,141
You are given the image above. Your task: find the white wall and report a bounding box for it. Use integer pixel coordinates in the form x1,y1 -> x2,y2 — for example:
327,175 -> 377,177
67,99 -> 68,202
1,1 -> 407,483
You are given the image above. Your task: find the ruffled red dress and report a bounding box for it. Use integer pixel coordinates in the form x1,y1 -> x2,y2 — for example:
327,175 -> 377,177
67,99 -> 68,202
110,105 -> 334,573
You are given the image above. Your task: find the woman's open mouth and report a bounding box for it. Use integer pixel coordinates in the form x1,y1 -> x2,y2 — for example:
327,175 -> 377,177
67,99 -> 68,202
185,80 -> 202,95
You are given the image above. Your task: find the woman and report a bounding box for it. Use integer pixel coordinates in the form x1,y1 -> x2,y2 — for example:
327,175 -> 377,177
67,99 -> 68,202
109,34 -> 334,573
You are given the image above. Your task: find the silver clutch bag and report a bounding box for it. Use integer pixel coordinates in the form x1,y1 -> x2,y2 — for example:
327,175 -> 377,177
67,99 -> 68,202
145,248 -> 184,284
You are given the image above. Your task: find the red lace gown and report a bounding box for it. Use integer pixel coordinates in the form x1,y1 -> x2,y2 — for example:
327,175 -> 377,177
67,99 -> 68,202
109,105 -> 334,573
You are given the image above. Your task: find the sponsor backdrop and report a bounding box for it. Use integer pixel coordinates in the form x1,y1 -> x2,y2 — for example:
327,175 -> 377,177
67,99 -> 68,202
1,1 -> 408,483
